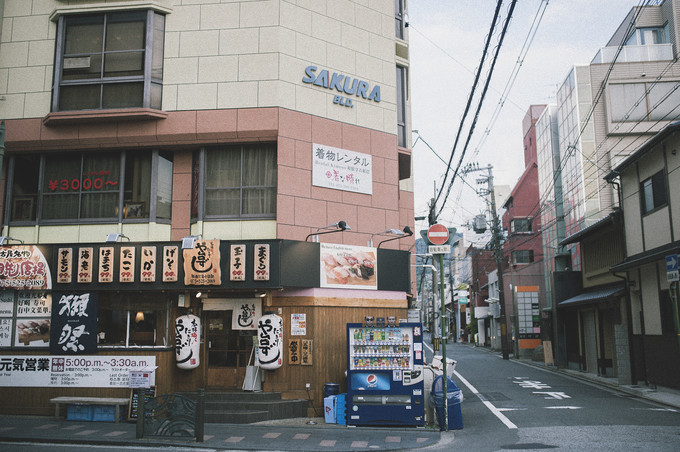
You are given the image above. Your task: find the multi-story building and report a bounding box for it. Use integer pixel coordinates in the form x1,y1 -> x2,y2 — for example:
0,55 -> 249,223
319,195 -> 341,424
0,0 -> 415,417
501,105 -> 546,358
536,0 -> 680,381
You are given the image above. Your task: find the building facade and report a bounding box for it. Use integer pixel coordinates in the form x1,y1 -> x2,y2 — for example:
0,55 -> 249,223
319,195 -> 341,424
0,0 -> 416,416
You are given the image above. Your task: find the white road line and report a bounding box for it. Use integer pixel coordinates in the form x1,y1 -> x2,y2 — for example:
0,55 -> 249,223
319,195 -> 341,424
453,369 -> 518,429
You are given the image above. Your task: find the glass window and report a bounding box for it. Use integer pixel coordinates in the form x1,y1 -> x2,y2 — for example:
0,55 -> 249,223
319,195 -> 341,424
54,10 -> 164,112
640,170 -> 667,214
96,293 -> 170,347
510,218 -> 532,233
512,250 -> 534,265
7,150 -> 171,224
395,0 -> 405,40
610,82 -> 680,122
202,144 -> 277,219
396,66 -> 407,148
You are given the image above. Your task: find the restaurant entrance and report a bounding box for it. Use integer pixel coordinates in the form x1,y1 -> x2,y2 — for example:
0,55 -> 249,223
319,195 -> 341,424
204,310 -> 256,389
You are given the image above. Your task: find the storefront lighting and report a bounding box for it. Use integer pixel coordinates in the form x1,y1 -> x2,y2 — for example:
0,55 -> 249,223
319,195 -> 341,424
105,233 -> 129,243
182,235 -> 202,249
369,226 -> 413,248
0,236 -> 24,245
195,291 -> 202,298
305,220 -> 351,242
135,311 -> 145,323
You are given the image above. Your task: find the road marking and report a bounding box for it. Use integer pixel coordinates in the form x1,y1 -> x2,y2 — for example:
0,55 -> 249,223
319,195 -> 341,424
533,391 -> 571,400
454,369 -> 517,429
497,408 -> 527,412
545,406 -> 582,410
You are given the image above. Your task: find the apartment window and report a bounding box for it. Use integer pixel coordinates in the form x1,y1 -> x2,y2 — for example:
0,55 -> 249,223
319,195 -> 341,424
396,66 -> 408,148
640,170 -> 667,214
196,144 -> 277,219
510,218 -> 532,233
625,26 -> 668,45
53,10 -> 165,112
395,0 -> 405,40
512,250 -> 534,265
7,150 -> 172,223
609,82 -> 680,122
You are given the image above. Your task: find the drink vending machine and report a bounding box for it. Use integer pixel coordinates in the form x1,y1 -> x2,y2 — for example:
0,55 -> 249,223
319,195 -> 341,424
346,322 -> 424,426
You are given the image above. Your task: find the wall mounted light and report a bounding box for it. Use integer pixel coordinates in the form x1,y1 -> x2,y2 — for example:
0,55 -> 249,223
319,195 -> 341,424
372,226 -> 414,248
0,236 -> 24,245
182,235 -> 202,249
305,220 -> 351,242
105,233 -> 129,243
135,311 -> 145,323
195,291 -> 202,298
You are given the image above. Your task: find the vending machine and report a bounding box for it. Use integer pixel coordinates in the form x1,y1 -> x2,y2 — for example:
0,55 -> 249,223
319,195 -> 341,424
346,321 -> 425,426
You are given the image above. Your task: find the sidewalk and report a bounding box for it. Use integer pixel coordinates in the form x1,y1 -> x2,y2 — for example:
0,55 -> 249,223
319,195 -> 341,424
0,414 -> 446,451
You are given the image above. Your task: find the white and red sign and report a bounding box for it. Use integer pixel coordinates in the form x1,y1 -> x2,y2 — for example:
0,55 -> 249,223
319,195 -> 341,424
427,224 -> 449,245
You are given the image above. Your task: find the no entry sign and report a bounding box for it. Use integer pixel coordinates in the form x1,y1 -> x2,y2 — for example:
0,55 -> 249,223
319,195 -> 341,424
427,224 -> 449,245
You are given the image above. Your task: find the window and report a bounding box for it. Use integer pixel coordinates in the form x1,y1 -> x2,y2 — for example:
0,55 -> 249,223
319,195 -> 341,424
512,250 -> 534,265
395,0 -> 406,40
7,150 -> 172,224
195,144 -> 277,219
625,26 -> 668,46
609,82 -> 680,122
53,10 -> 165,112
640,170 -> 667,214
510,218 -> 532,233
396,66 -> 408,148
96,293 -> 170,347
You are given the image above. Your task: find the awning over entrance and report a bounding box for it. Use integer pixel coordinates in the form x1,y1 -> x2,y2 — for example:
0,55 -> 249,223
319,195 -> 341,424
558,284 -> 625,308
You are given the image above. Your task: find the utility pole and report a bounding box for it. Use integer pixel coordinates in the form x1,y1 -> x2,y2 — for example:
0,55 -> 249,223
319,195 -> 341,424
464,163 -> 510,360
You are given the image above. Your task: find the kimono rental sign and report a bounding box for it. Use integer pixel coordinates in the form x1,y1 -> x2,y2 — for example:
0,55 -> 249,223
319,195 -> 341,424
312,143 -> 372,194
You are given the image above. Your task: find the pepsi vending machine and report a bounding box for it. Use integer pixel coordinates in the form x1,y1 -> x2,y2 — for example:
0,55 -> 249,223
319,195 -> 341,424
346,321 -> 424,426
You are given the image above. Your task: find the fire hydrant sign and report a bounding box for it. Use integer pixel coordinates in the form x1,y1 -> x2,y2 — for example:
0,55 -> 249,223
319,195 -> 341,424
0,355 -> 156,387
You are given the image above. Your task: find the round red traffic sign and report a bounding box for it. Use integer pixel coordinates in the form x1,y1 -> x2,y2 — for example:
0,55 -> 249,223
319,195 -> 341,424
427,224 -> 449,245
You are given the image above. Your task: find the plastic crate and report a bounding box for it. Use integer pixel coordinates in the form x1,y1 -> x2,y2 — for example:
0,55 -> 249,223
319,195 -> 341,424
67,404 -> 93,421
92,405 -> 122,422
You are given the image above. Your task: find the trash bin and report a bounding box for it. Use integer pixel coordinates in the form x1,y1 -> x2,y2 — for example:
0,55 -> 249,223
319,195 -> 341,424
324,383 -> 340,398
431,375 -> 463,430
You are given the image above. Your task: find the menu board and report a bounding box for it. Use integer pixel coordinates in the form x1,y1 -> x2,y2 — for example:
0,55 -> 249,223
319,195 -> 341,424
128,386 -> 156,420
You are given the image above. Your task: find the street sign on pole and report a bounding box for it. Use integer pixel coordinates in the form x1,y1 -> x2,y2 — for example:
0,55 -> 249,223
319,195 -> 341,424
427,224 -> 449,245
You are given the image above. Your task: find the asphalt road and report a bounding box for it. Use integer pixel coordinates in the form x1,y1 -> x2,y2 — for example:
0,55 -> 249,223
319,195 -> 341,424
424,338 -> 680,451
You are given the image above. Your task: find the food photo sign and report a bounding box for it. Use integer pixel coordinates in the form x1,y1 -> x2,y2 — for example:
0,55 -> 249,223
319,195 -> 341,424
320,243 -> 377,290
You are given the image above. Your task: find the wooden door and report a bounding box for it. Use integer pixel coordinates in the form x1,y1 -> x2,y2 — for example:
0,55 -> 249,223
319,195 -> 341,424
204,310 -> 255,389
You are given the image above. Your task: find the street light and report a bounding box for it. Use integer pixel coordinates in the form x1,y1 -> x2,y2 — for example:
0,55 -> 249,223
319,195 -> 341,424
369,226 -> 414,247
305,220 -> 351,242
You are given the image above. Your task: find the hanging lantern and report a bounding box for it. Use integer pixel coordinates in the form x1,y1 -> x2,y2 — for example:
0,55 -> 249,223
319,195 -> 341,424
257,312 -> 283,370
176,313 -> 201,370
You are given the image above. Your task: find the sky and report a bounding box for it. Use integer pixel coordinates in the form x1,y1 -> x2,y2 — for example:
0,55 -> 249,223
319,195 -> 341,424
408,0 -> 642,238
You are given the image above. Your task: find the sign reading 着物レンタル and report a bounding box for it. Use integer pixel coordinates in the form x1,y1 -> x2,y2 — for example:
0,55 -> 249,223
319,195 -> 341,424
312,143 -> 372,195
0,355 -> 156,387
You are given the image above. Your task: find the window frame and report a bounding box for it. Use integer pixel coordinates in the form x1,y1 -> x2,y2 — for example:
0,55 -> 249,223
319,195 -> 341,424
640,169 -> 668,215
195,144 -> 278,221
512,250 -> 534,265
396,65 -> 408,148
52,9 -> 165,112
510,218 -> 532,234
395,0 -> 406,40
5,150 -> 172,225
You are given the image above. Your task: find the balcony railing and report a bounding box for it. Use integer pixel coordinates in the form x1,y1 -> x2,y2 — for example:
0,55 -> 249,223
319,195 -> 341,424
592,43 -> 673,64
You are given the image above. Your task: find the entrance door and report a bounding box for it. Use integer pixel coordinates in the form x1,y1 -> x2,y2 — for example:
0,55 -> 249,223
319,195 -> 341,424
205,310 -> 256,389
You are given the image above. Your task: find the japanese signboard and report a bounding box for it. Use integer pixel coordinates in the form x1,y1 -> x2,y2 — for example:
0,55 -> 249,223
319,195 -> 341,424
140,246 -> 156,283
288,339 -> 300,365
0,355 -> 156,387
230,244 -> 246,281
257,313 -> 283,370
301,339 -> 313,366
15,291 -> 52,347
98,247 -> 114,283
253,243 -> 270,281
77,247 -> 93,283
175,314 -> 200,370
119,247 -> 135,283
57,248 -> 72,284
312,143 -> 372,194
49,292 -> 98,354
162,246 -> 179,282
184,239 -> 221,285
232,300 -> 261,330
291,313 -> 307,336
0,245 -> 52,290
320,243 -> 377,290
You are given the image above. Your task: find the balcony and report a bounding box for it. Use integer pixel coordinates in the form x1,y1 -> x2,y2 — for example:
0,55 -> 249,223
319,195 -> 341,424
592,43 -> 673,64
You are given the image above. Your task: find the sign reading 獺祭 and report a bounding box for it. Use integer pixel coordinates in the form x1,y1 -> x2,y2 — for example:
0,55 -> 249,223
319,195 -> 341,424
312,143 -> 372,195
320,243 -> 377,290
0,245 -> 52,290
184,239 -> 221,285
49,292 -> 98,354
0,355 -> 156,387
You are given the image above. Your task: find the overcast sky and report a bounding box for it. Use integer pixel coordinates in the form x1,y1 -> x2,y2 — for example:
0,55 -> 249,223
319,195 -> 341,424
408,0 -> 641,235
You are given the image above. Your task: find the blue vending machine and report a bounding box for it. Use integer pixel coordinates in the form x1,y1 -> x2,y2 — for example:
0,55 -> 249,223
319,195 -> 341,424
346,322 -> 425,426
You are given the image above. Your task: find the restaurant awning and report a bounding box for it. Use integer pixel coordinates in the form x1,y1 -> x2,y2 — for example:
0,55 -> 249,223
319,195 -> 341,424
558,284 -> 625,308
